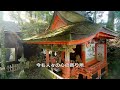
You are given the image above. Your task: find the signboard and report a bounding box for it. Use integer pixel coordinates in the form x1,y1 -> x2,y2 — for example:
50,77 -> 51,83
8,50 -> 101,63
96,44 -> 104,61
85,44 -> 95,62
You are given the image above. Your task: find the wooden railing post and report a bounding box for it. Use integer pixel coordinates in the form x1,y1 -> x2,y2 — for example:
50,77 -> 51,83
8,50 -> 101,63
46,49 -> 49,65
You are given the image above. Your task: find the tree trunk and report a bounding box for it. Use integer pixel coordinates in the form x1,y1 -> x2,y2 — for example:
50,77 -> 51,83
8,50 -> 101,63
106,11 -> 115,30
94,11 -> 97,23
17,11 -> 23,26
0,27 -> 7,79
28,11 -> 34,23
28,11 -> 32,18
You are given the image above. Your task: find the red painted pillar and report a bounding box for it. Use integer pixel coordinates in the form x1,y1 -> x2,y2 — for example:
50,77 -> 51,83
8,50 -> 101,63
98,69 -> 101,79
46,50 -> 49,65
61,51 -> 65,62
62,48 -> 70,79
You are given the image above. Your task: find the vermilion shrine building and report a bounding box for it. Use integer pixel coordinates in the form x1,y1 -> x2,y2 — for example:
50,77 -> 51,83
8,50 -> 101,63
24,11 -> 117,79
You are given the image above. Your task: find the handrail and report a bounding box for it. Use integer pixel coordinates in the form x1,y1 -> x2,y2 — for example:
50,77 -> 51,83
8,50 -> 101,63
48,69 -> 64,79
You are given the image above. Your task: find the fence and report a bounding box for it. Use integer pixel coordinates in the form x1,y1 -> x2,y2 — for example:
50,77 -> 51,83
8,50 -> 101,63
48,69 -> 64,79
7,64 -> 20,72
6,60 -> 37,72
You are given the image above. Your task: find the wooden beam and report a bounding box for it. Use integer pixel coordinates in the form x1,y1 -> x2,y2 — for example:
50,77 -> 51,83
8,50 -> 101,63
68,35 -> 96,45
96,32 -> 115,39
25,41 -> 68,45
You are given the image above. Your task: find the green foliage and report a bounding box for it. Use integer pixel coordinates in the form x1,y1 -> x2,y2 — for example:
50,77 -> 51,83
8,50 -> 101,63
21,20 -> 49,39
25,67 -> 54,79
18,55 -> 27,79
107,60 -> 120,79
18,54 -> 26,70
106,38 -> 120,79
9,11 -> 53,39
114,11 -> 120,19
9,11 -> 24,25
18,70 -> 27,79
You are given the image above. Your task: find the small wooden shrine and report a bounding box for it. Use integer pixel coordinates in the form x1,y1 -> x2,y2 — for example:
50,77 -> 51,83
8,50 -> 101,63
24,11 -> 117,79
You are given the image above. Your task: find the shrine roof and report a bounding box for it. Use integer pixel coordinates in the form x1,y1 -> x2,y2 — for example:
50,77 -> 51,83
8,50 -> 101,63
23,11 -> 118,44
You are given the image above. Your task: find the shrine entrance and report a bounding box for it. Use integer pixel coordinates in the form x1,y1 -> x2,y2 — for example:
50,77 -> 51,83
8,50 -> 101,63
70,45 -> 82,63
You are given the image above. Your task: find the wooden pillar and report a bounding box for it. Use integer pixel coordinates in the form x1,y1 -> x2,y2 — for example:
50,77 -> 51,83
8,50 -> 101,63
61,51 -> 65,63
98,69 -> 101,79
46,49 -> 49,65
104,43 -> 107,63
87,74 -> 92,79
62,48 -> 70,79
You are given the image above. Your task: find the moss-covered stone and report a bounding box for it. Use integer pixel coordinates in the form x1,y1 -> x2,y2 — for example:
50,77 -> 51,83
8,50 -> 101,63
24,67 -> 62,79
